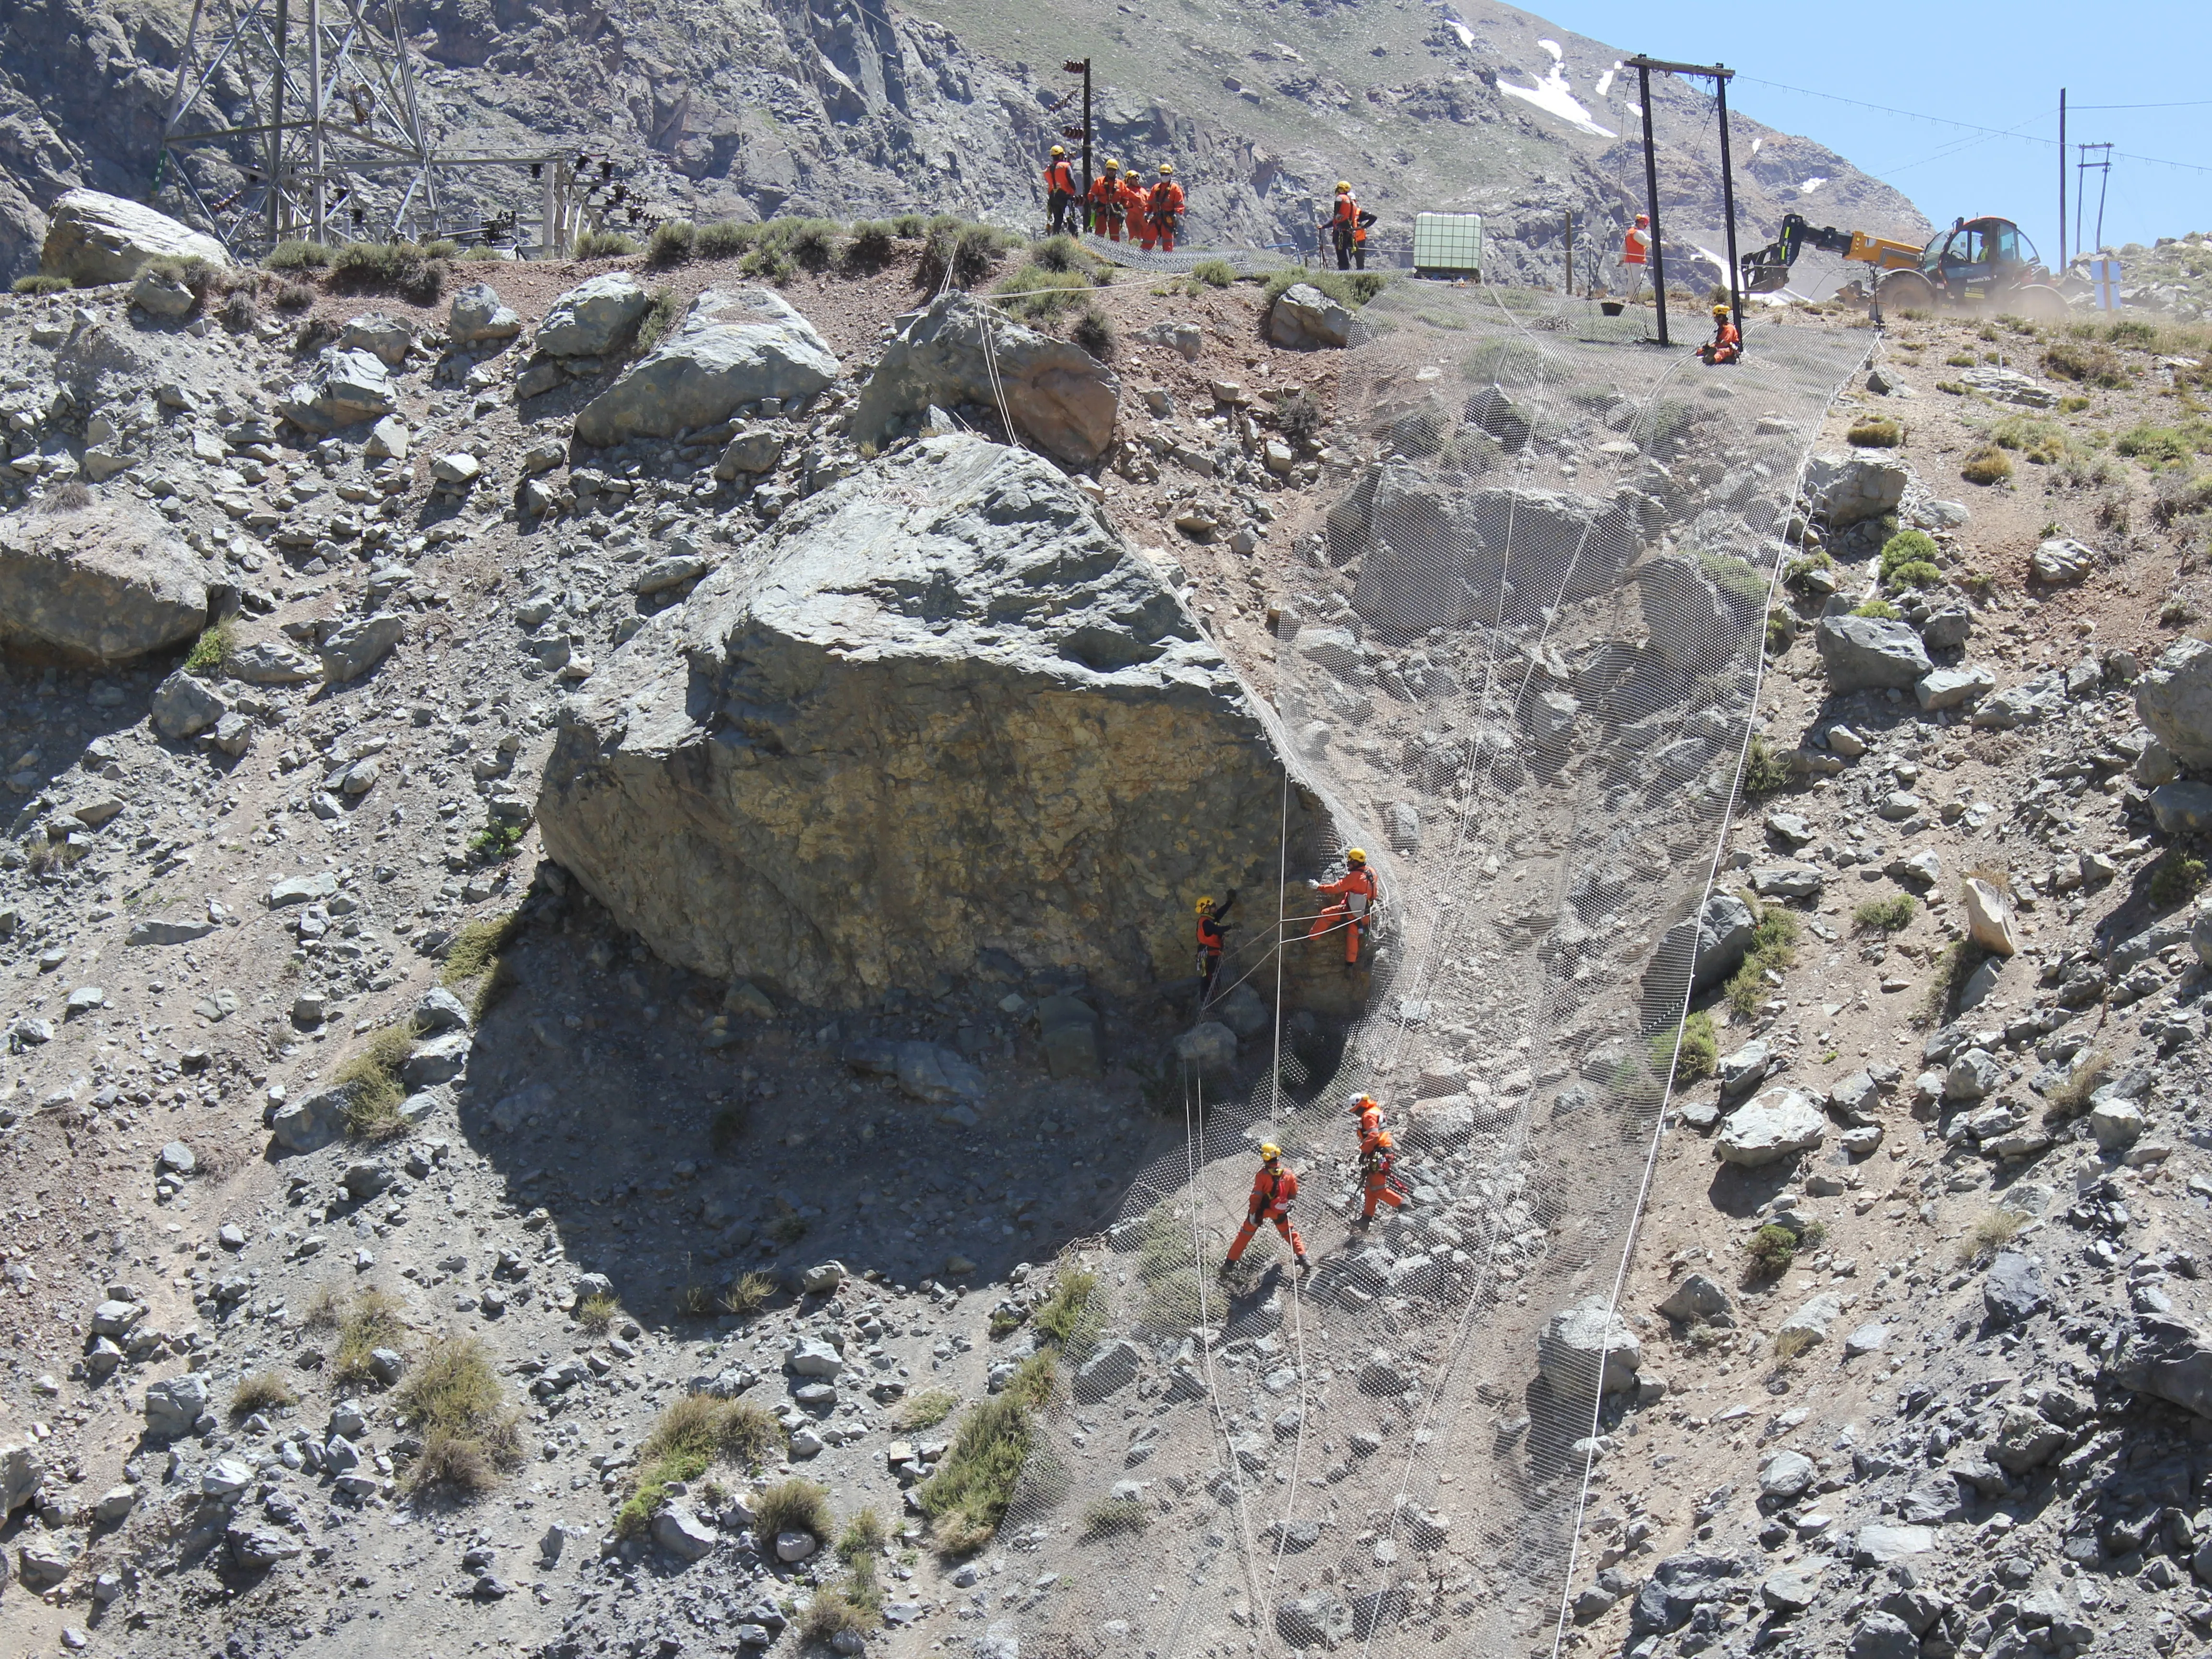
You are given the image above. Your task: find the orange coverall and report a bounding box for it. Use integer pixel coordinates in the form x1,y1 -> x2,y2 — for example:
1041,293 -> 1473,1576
1226,1161 -> 1305,1263
1142,179 -> 1185,252
1357,1104 -> 1407,1220
1308,865 -> 1378,963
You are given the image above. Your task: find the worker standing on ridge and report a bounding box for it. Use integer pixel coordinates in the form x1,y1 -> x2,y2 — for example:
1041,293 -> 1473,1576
1348,1093 -> 1408,1226
1117,166 -> 1151,244
1142,163 -> 1185,253
1322,181 -> 1369,271
1698,301 -> 1741,364
1089,159 -> 1129,241
1043,144 -> 1077,236
1195,889 -> 1238,1007
1306,846 -> 1377,970
1224,1143 -> 1308,1273
1619,212 -> 1650,303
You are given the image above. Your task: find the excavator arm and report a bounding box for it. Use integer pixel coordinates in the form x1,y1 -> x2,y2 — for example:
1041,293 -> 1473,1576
1739,212 -> 1924,294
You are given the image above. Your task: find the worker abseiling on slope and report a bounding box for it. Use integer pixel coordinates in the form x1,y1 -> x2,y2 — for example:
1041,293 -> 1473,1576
1043,144 -> 1077,236
1698,302 -> 1741,365
1195,889 -> 1238,1006
1619,212 -> 1650,301
1224,1143 -> 1308,1272
1089,159 -> 1127,242
1349,1092 -> 1408,1225
1306,846 -> 1376,968
1142,164 -> 1184,253
1323,181 -> 1371,271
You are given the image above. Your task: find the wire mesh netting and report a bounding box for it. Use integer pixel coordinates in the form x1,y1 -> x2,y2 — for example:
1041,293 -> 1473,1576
1078,234 -> 1298,276
979,287 -> 1869,1659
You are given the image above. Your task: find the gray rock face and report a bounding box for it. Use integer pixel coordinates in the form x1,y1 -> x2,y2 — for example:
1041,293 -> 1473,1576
1915,664 -> 1993,710
1717,1088 -> 1826,1166
0,1441 -> 41,1518
1805,452 -> 1907,529
1074,1338 -> 1144,1399
278,347 -> 397,431
1815,614 -> 1932,692
2108,1314 -> 2212,1421
2136,637 -> 2212,771
1267,283 -> 1355,349
1656,1273 -> 1732,1324
449,282 -> 524,345
575,288 -> 838,446
143,1372 -> 211,1438
1648,891 -> 1758,1005
227,639 -> 319,683
1846,1612 -> 1920,1659
0,497 -> 209,662
1537,1299 -> 1641,1396
1629,1554 -> 1740,1636
538,434 -> 1324,1008
40,188 -> 230,285
536,274 -> 651,357
1983,1251 -> 2047,1326
319,612 -> 407,682
2150,781 -> 2212,835
847,292 -> 1119,467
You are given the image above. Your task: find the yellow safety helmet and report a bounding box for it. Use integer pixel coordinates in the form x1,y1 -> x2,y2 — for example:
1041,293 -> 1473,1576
1159,162 -> 1175,176
1259,1142 -> 1282,1161
1712,302 -> 1730,317
1196,896 -> 1215,914
1051,144 -> 1066,158
1103,157 -> 1120,171
1336,181 -> 1352,194
1345,847 -> 1367,866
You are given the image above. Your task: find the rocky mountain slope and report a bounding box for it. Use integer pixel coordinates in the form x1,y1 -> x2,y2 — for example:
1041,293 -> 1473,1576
0,213 -> 2208,1659
0,0 -> 1925,289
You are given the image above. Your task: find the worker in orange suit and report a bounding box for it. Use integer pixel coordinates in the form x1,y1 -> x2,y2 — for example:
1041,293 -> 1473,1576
1698,302 -> 1741,364
1349,1093 -> 1407,1225
1195,889 -> 1238,1007
1619,212 -> 1650,302
1224,1143 -> 1308,1272
1306,846 -> 1376,968
1142,163 -> 1185,252
1117,167 -> 1150,241
1088,159 -> 1128,241
1322,181 -> 1369,271
1042,144 -> 1077,236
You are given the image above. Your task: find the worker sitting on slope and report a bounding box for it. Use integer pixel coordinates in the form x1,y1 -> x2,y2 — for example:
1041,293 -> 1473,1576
1698,302 -> 1741,365
1306,846 -> 1376,969
1142,163 -> 1185,253
1089,159 -> 1128,241
1195,889 -> 1238,1007
1042,144 -> 1077,236
1349,1093 -> 1408,1226
1322,181 -> 1370,271
1224,1143 -> 1309,1273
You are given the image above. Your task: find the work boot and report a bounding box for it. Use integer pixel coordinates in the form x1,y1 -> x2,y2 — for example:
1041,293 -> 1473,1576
1352,1214 -> 1372,1231
1296,1253 -> 1311,1271
1217,1258 -> 1237,1276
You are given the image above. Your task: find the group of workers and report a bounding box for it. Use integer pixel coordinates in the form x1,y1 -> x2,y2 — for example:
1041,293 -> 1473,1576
1044,146 -> 1186,250
1194,847 -> 1376,1005
1223,1091 -> 1408,1272
1620,209 -> 1743,363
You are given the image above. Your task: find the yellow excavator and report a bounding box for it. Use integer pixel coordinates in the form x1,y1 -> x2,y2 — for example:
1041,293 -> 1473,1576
1740,212 -> 2069,320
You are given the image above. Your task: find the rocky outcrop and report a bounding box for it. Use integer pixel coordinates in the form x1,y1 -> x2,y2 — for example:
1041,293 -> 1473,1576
846,292 -> 1118,468
1268,284 -> 1354,349
1804,453 -> 1907,530
1815,614 -> 1931,693
574,288 -> 839,446
39,189 -> 229,285
535,275 -> 650,358
538,433 -> 1327,1006
0,496 -> 209,661
2135,637 -> 2212,771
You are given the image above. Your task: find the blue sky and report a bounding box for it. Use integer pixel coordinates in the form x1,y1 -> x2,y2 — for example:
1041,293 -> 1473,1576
1547,0 -> 2212,262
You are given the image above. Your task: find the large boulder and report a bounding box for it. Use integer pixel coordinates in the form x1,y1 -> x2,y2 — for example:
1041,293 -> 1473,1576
536,273 -> 651,357
0,496 -> 209,662
1645,891 -> 1758,1010
538,433 -> 1327,1007
575,287 -> 838,446
1716,1088 -> 1827,1166
847,292 -> 1118,468
2107,1314 -> 2212,1421
2135,637 -> 2212,772
448,282 -> 523,346
39,188 -> 229,286
1804,452 -> 1907,530
1815,614 -> 1931,693
1267,283 -> 1354,349
276,347 -> 397,432
1537,1300 -> 1641,1396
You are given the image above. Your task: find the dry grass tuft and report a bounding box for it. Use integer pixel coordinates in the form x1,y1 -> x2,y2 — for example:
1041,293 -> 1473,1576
397,1335 -> 521,1498
229,1370 -> 298,1418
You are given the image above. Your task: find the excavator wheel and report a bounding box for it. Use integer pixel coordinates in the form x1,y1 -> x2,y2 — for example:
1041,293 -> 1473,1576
2008,284 -> 2071,323
1875,269 -> 1937,315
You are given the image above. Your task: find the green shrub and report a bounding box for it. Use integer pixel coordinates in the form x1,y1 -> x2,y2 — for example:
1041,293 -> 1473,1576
1071,306 -> 1115,360
1960,444 -> 2013,485
2149,851 -> 2208,907
399,1335 -> 521,1497
617,1395 -> 786,1534
440,911 -> 521,1020
1261,267 -> 1385,308
898,1388 -> 959,1430
1746,1224 -> 1797,1276
635,286 -> 681,354
1651,1009 -> 1718,1083
330,240 -> 446,303
1781,550 -> 1833,589
756,1478 -> 834,1544
1916,940 -> 1984,1028
1851,598 -> 1901,621
576,1292 -> 618,1333
1032,1269 -> 1102,1356
993,264 -> 1091,320
331,1288 -> 406,1385
1992,414 -> 2066,462
1878,529 -> 1939,582
1738,733 -> 1790,797
2042,1048 -> 2112,1123
1084,1497 -> 1149,1535
2045,339 -> 2131,387
1190,258 -> 1236,289
696,220 -> 757,259
838,1506 -> 890,1563
917,1393 -> 1034,1555
1724,905 -> 1799,1019
2116,423 -> 2209,466
1846,414 -> 1903,448
574,228 -> 641,259
184,619 -> 236,676
892,213 -> 927,239
646,218 -> 697,267
717,1270 -> 776,1319
1853,894 -> 1915,932
12,274 -> 71,295
846,220 -> 896,269
468,820 -> 525,862
1029,235 -> 1091,275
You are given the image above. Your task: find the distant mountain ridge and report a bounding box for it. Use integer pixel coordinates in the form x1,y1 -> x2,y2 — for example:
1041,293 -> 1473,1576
0,0 -> 1928,284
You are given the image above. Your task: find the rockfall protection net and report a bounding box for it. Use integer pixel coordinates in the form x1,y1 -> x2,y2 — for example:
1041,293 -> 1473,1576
1076,232 -> 1298,276
980,289 -> 1869,1659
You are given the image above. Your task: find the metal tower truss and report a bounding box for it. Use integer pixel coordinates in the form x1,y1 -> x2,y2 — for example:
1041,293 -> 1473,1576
160,0 -> 441,253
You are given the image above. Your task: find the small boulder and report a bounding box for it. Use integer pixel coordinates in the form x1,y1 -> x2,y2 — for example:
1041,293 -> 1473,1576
318,612 -> 406,682
536,273 -> 651,358
39,188 -> 230,285
449,282 -> 524,346
2135,636 -> 2212,771
1815,614 -> 1932,693
1267,283 -> 1355,349
1656,1273 -> 1732,1324
652,1503 -> 718,1561
0,496 -> 210,664
1961,877 -> 2017,956
1982,1251 -> 2047,1327
143,1372 -> 211,1439
1758,1450 -> 1815,1501
151,670 -> 228,739
2029,537 -> 2096,585
575,287 -> 840,446
1537,1300 -> 1641,1396
1716,1088 -> 1826,1166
